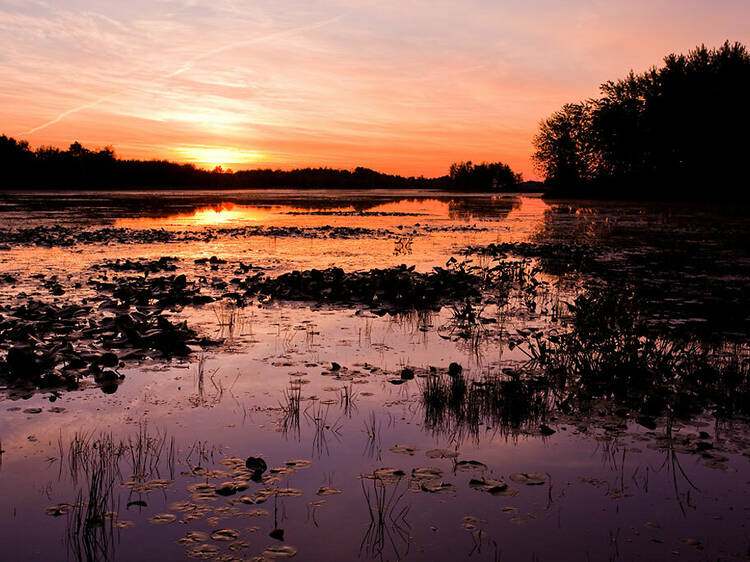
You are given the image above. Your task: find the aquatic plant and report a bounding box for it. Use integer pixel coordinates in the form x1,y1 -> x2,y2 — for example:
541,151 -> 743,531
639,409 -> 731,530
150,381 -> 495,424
520,288 -> 750,420
363,412 -> 382,459
304,401 -> 343,458
421,368 -> 552,443
212,300 -> 252,341
359,474 -> 410,560
55,427 -> 177,562
279,385 -> 302,438
339,382 -> 359,417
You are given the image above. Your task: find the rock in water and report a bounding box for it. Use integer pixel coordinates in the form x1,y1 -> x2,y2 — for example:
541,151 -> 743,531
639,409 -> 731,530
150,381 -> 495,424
246,456 -> 268,478
6,346 -> 40,380
540,424 -> 556,436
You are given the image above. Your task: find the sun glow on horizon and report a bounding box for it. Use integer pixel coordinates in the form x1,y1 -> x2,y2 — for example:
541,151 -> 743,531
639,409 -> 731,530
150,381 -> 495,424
172,146 -> 266,169
2,1 -> 749,180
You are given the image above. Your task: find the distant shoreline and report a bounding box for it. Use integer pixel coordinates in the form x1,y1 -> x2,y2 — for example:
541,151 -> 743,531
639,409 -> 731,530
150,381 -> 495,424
0,183 -> 545,194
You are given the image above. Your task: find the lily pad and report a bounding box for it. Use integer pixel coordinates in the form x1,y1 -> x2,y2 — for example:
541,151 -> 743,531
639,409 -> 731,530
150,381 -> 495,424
229,540 -> 249,551
389,445 -> 417,455
262,544 -> 298,558
509,472 -> 548,486
149,513 -> 177,524
411,467 -> 443,480
372,467 -> 406,484
316,486 -> 342,496
211,528 -> 240,541
177,531 -> 210,545
216,482 -> 238,496
45,504 -> 74,516
420,480 -> 455,494
186,543 -> 220,559
455,460 -> 487,472
469,478 -> 518,496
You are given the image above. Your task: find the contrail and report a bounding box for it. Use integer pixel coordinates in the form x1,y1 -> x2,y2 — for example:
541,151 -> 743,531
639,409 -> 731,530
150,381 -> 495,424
166,15 -> 343,79
23,96 -> 112,135
19,15 -> 343,136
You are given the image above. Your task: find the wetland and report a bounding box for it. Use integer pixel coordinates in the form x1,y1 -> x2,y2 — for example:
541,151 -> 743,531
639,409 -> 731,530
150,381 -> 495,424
0,190 -> 748,561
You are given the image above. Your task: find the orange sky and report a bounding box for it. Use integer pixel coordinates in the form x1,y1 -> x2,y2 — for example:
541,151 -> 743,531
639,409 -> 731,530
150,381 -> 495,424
1,1 -> 749,179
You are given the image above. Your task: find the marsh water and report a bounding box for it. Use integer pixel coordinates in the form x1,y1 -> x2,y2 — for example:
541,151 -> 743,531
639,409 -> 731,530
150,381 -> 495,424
0,190 -> 748,561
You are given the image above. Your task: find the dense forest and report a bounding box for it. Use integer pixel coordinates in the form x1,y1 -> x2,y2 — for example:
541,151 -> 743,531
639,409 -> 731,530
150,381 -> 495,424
0,136 -> 523,192
533,41 -> 750,200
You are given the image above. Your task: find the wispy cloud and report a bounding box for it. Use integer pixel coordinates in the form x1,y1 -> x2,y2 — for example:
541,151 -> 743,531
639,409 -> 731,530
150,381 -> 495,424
1,0 -> 749,177
18,13 -> 344,135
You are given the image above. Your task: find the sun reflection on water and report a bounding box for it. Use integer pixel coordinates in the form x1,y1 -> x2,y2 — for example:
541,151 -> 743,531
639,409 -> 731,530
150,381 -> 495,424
114,202 -> 276,228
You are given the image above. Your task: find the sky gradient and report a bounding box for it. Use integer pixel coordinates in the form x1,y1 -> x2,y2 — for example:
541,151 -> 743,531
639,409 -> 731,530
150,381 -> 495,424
2,0 -> 749,179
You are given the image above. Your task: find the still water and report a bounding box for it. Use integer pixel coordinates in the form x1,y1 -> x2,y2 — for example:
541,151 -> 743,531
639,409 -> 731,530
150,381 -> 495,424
0,190 -> 748,561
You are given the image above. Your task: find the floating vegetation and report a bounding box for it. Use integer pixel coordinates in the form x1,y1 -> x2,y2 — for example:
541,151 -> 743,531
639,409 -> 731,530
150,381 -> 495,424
177,531 -> 210,545
469,478 -> 518,496
244,264 -> 483,312
148,513 -> 177,524
3,193 -> 750,561
409,467 -> 442,482
186,543 -> 220,559
508,473 -> 549,486
455,460 -> 487,472
388,445 -> 417,455
370,468 -> 406,485
261,544 -> 299,559
419,480 -> 455,494
210,528 -> 240,541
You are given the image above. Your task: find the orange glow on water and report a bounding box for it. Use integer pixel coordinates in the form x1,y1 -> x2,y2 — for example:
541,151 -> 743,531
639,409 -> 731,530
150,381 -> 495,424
115,203 -> 275,228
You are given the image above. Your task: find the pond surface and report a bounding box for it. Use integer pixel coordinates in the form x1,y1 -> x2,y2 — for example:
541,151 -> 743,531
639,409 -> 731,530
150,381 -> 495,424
0,190 -> 748,561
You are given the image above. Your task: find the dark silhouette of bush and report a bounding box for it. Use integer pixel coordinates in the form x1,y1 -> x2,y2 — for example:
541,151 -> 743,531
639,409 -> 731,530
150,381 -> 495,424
533,41 -> 750,200
0,135 -> 521,192
448,161 -> 522,191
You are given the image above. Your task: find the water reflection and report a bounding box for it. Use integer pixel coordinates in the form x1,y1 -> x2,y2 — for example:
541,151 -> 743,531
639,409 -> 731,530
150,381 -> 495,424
115,202 -> 277,229
2,192 -> 750,561
99,196 -> 530,230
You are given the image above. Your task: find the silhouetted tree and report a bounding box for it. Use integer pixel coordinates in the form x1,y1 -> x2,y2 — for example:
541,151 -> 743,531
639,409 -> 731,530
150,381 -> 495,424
448,161 -> 522,191
534,41 -> 750,199
0,136 -> 523,192
533,103 -> 597,186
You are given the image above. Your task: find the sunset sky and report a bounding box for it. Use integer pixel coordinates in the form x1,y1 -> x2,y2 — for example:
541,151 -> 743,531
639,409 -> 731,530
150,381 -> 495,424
1,0 -> 749,179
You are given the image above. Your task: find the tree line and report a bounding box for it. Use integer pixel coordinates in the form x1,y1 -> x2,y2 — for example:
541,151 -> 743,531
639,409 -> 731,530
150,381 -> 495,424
0,136 -> 522,192
533,41 -> 750,200
6,41 -> 744,200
